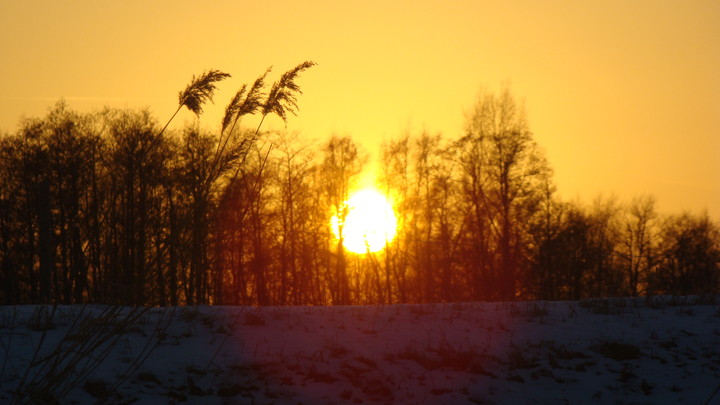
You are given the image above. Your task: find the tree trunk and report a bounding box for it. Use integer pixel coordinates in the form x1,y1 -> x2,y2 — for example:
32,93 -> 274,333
37,178 -> 54,304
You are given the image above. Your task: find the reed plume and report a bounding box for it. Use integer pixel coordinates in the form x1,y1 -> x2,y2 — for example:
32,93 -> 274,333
241,68 -> 270,116
150,69 -> 231,154
214,68 -> 272,181
221,85 -> 246,134
220,68 -> 270,134
206,61 -> 315,192
179,69 -> 231,116
263,61 -> 316,123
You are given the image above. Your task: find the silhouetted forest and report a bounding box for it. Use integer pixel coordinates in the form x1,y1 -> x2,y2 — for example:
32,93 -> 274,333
1,68 -> 718,305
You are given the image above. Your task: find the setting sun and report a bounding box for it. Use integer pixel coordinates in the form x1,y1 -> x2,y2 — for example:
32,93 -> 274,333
332,188 -> 397,254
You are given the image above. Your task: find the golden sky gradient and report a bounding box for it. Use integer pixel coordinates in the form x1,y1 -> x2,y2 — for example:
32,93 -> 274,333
1,0 -> 718,217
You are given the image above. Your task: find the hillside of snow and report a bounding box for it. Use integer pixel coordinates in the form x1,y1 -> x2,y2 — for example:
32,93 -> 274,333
1,298 -> 719,404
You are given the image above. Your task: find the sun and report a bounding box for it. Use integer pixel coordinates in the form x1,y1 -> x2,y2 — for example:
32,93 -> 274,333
331,188 -> 397,254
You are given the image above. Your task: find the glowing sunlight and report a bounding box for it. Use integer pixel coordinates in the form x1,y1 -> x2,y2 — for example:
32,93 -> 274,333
332,188 -> 397,254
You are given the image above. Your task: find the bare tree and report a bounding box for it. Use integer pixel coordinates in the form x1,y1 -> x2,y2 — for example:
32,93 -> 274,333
650,212 -> 720,296
459,85 -> 551,300
320,135 -> 366,304
380,134 -> 411,302
527,167 -> 564,299
619,195 -> 657,296
103,108 -> 168,304
584,196 -> 623,297
273,132 -> 316,304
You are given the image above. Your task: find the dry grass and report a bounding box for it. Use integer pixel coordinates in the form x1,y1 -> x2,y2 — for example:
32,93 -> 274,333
4,306 -> 173,405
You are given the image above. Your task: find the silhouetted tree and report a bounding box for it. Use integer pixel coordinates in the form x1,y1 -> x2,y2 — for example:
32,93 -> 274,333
380,133 -> 412,302
5,72 -> 720,306
618,195 -> 657,296
649,212 -> 720,295
406,132 -> 459,302
273,132 -> 316,304
44,104 -> 103,303
534,207 -> 593,300
321,135 -> 366,304
458,85 -> 551,300
526,168 -> 564,299
583,196 -> 624,297
102,108 -> 168,304
0,103 -> 103,304
0,124 -> 43,303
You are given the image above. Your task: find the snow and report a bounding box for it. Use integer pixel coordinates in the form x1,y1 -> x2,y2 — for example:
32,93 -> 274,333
1,298 -> 719,404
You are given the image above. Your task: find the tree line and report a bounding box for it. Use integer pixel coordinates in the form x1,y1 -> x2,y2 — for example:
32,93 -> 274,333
0,74 -> 718,305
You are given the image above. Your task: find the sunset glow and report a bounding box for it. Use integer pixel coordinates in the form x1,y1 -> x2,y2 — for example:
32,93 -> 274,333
0,5 -> 718,403
332,189 -> 397,254
0,1 -> 718,216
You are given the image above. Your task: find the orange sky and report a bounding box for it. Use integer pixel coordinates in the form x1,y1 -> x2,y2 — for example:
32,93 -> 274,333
1,0 -> 718,217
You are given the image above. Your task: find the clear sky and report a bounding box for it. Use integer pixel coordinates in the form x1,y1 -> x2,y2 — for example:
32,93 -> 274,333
1,0 -> 718,217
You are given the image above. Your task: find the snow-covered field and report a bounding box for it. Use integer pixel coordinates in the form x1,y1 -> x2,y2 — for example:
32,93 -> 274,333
1,298 -> 719,404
